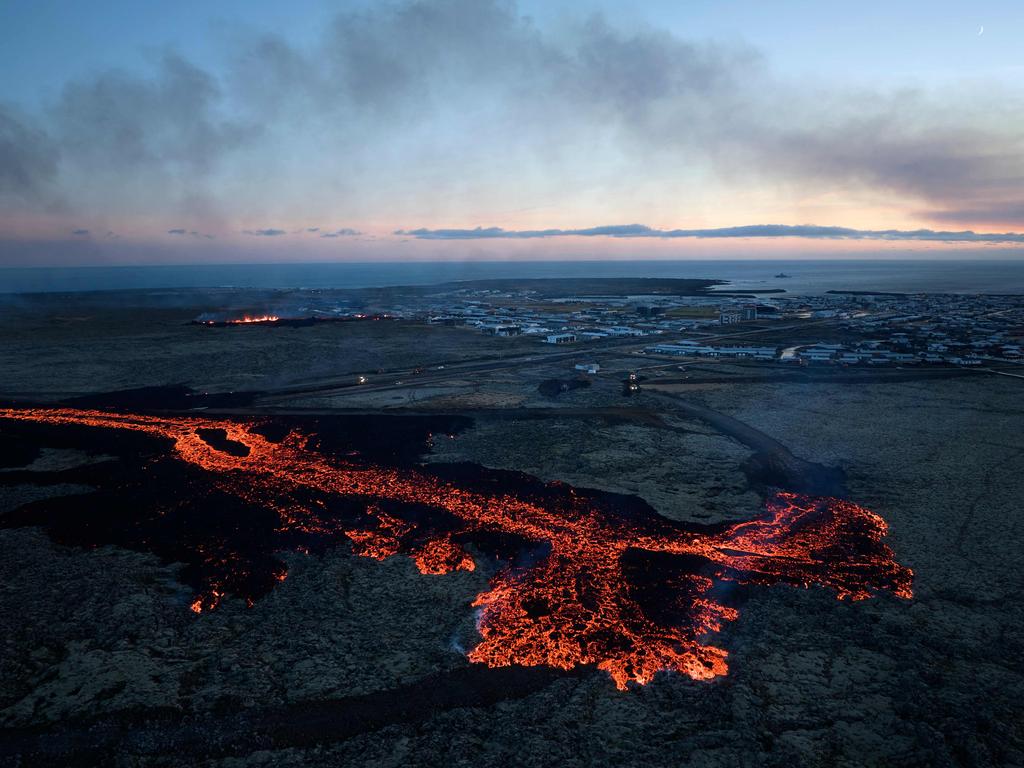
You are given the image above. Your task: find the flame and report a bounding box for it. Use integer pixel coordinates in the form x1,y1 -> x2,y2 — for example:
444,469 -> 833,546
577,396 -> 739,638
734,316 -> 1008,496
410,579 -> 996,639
225,315 -> 280,324
0,407 -> 913,690
201,315 -> 280,325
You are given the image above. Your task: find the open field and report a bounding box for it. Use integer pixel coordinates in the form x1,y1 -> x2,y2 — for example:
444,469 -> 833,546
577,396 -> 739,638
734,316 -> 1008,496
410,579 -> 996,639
0,297 -> 537,398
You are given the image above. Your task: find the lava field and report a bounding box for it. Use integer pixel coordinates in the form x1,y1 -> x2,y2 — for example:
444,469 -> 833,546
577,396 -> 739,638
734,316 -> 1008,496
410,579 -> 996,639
0,406 -> 912,690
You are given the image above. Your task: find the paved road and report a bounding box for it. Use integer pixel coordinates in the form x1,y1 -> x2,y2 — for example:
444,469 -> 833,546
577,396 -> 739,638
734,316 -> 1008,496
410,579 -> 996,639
979,367 -> 1024,381
255,316 -> 855,405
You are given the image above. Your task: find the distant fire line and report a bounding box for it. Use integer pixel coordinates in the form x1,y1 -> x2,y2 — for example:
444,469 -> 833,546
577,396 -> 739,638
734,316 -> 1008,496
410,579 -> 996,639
193,313 -> 392,328
216,314 -> 279,325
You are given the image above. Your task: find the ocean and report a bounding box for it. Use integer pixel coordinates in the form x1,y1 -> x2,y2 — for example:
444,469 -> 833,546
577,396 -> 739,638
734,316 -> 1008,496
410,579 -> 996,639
2,260 -> 1024,296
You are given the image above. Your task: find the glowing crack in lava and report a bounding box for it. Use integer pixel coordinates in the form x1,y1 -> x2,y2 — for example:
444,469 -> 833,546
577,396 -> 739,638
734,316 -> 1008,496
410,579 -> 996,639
0,407 -> 913,690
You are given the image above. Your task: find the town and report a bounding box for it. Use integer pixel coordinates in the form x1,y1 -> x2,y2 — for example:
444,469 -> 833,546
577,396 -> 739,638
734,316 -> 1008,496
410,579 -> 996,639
384,286 -> 1024,369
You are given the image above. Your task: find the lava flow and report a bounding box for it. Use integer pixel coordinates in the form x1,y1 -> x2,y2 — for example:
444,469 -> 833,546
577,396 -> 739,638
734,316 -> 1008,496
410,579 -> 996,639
194,313 -> 394,328
201,314 -> 280,325
0,407 -> 913,690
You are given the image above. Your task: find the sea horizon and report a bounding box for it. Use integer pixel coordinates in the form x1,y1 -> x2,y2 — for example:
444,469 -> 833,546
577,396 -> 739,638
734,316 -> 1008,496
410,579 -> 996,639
3,258 -> 1024,296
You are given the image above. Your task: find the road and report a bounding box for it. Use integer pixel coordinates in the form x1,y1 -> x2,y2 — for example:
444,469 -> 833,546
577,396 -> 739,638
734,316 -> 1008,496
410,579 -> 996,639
254,316 -> 856,406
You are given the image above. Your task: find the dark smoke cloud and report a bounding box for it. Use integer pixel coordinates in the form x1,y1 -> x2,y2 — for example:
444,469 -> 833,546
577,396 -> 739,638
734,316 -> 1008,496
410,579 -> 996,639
398,223 -> 1024,243
3,53 -> 252,223
52,53 -> 249,175
0,106 -> 60,204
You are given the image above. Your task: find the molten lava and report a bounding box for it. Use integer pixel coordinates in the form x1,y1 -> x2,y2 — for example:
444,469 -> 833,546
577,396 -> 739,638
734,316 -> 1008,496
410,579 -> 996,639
195,313 -> 393,328
0,407 -> 912,690
206,314 -> 280,325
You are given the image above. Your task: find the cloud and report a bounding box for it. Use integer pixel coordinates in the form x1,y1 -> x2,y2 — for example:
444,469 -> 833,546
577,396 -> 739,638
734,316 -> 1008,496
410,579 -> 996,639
243,228 -> 287,236
71,228 -> 90,236
398,223 -> 1024,244
0,106 -> 59,205
3,0 -> 1023,242
320,227 -> 362,238
3,53 -> 252,220
306,227 -> 319,232
923,203 -> 1024,227
223,0 -> 1022,228
755,113 -> 1024,228
53,53 -> 250,176
168,227 -> 215,239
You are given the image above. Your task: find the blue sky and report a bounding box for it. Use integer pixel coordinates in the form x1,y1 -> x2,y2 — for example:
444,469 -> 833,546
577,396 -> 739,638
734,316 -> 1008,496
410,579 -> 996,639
1,0 -> 1022,265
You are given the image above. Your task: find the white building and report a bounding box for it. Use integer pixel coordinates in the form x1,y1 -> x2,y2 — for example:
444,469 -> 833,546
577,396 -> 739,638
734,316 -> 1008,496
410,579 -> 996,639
798,346 -> 837,362
600,326 -> 647,337
544,332 -> 577,344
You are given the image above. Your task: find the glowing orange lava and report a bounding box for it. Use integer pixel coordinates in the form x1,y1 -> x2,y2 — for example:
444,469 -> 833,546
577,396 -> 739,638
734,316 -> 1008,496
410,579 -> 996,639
203,315 -> 280,325
0,407 -> 913,690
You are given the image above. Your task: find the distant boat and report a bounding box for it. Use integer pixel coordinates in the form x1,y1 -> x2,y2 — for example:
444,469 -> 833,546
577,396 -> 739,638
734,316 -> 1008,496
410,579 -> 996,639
774,272 -> 792,278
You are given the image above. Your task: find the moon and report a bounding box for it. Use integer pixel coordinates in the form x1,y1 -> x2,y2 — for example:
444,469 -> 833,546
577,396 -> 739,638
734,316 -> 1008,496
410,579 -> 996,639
978,25 -> 984,35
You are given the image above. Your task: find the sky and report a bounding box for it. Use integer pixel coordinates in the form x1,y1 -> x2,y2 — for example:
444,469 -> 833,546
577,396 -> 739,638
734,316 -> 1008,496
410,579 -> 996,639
1,0 -> 1023,266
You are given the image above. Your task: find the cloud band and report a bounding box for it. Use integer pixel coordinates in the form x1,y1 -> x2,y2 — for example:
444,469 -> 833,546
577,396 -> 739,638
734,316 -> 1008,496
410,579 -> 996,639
396,223 -> 1024,244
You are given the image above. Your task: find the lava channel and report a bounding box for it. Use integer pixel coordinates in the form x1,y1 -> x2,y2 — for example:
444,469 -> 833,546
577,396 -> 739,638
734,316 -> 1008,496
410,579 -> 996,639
0,407 -> 913,690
